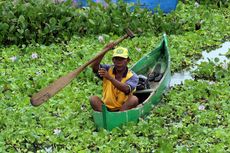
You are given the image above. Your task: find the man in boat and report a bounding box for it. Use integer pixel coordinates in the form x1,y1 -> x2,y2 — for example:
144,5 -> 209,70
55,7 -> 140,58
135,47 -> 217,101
90,46 -> 139,112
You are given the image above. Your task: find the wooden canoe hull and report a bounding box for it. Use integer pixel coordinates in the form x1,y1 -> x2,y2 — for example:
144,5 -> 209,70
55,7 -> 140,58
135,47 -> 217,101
93,34 -> 171,130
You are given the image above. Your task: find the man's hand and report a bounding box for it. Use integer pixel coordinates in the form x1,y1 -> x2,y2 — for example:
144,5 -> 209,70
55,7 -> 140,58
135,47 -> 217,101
98,68 -> 111,80
99,68 -> 131,94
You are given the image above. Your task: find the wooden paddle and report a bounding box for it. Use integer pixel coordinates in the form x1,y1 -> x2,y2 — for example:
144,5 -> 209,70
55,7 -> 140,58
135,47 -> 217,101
30,29 -> 135,107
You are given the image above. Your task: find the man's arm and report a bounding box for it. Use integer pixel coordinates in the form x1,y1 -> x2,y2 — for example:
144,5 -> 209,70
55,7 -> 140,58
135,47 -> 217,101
91,53 -> 105,73
98,69 -> 136,94
91,42 -> 115,73
108,77 -> 130,94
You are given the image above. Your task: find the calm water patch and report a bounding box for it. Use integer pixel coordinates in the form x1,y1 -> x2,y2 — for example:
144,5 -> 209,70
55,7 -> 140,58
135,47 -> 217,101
170,70 -> 193,86
170,41 -> 230,86
196,41 -> 230,64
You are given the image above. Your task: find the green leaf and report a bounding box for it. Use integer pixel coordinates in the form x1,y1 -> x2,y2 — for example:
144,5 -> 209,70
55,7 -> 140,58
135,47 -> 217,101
18,15 -> 25,24
0,23 -> 9,31
214,57 -> 220,62
49,17 -> 57,26
88,19 -> 95,25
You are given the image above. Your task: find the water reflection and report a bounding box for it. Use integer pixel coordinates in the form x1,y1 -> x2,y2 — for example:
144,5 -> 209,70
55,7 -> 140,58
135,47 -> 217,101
170,41 -> 230,86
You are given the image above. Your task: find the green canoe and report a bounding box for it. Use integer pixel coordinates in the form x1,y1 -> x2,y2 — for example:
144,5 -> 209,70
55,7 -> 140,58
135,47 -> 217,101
93,34 -> 171,131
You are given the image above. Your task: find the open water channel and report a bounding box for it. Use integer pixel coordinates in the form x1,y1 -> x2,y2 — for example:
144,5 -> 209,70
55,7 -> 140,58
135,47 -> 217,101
170,41 -> 230,86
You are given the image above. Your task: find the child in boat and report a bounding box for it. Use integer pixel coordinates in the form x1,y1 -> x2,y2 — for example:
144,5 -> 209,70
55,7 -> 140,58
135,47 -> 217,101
90,45 -> 139,112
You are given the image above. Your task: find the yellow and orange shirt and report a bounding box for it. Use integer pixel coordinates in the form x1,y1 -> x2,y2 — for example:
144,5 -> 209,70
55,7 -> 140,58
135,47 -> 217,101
97,64 -> 138,110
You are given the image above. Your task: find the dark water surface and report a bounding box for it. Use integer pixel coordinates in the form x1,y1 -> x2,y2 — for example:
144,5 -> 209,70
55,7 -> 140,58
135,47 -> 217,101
170,41 -> 230,86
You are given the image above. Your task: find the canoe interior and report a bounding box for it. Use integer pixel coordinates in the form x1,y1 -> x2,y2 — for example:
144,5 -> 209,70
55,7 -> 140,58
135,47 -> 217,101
93,34 -> 171,131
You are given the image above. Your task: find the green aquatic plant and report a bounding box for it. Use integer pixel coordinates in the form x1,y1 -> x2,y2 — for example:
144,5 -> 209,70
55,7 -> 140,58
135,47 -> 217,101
0,1 -> 230,152
226,48 -> 230,58
192,60 -> 229,81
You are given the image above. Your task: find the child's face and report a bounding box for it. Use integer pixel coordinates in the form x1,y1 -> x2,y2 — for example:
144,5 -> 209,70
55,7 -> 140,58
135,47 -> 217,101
112,57 -> 129,71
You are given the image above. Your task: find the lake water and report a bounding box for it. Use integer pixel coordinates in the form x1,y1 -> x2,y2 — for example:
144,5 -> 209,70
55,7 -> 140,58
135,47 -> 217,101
170,41 -> 230,86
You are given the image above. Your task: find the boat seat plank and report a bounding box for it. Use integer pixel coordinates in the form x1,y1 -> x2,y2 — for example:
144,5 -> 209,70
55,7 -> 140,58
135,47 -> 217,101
134,89 -> 153,94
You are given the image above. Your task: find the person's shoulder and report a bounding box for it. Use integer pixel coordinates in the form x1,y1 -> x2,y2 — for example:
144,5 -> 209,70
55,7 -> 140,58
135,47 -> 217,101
130,70 -> 138,77
126,70 -> 139,88
128,70 -> 138,80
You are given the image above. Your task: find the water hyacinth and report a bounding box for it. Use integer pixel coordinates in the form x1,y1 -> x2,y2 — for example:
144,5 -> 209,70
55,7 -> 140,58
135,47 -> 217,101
31,53 -> 38,59
81,104 -> 87,110
135,47 -> 141,52
222,62 -> 228,69
200,20 -> 205,24
194,2 -> 200,8
65,52 -> 73,56
36,71 -> 41,76
98,35 -> 105,43
53,128 -> 61,135
9,56 -> 17,62
208,81 -> 215,85
45,146 -> 52,153
198,105 -> 205,111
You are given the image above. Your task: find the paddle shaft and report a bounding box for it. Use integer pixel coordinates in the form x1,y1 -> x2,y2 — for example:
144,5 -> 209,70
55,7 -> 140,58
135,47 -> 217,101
30,34 -> 130,106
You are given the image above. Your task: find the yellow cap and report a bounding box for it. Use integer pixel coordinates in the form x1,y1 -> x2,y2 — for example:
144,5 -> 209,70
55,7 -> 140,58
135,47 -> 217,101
112,47 -> 129,58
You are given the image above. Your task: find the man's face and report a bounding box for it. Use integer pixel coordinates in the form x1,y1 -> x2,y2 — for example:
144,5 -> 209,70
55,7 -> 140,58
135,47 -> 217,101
112,57 -> 129,71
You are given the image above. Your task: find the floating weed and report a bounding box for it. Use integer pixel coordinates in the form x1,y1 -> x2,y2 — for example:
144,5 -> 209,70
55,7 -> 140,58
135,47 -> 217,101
9,56 -> 17,62
198,105 -> 205,111
36,71 -> 42,76
98,35 -> 105,43
135,47 -> 142,52
225,48 -> 230,58
1,2 -> 230,152
45,146 -> 52,153
53,129 -> 61,135
192,58 -> 229,81
31,53 -> 38,59
194,2 -> 200,8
